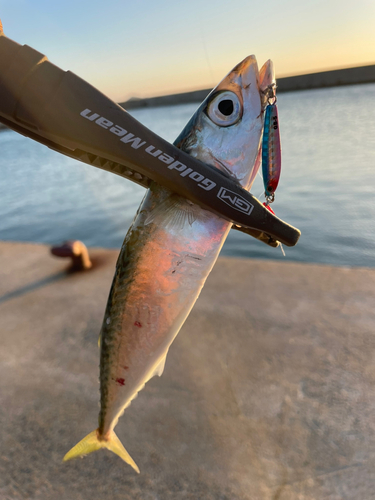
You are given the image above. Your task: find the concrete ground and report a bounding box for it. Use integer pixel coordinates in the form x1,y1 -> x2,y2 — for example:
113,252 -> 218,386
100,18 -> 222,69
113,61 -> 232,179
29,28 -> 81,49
1,241 -> 375,500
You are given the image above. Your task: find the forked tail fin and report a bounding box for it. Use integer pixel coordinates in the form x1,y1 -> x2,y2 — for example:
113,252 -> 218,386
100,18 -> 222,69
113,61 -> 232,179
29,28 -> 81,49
63,429 -> 140,473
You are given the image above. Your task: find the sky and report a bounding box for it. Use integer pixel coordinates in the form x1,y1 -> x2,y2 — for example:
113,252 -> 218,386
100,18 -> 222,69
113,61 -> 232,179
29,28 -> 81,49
0,0 -> 374,102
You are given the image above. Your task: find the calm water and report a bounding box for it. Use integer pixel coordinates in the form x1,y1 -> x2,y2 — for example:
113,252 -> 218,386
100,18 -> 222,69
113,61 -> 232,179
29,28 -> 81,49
0,84 -> 374,267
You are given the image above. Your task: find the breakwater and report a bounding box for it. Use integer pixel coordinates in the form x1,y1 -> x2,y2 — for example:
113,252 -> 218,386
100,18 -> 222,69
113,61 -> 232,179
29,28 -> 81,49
0,64 -> 373,132
121,63 -> 375,109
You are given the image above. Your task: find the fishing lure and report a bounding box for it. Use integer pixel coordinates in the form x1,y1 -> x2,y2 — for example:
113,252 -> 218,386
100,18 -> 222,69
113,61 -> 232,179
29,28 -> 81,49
262,85 -> 281,204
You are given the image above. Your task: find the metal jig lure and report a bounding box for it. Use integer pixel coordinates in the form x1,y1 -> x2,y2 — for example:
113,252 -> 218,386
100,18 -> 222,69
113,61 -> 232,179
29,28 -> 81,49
262,84 -> 281,205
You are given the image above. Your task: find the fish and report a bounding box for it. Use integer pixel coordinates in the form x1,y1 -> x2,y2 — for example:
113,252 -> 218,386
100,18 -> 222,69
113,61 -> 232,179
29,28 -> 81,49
63,55 -> 275,472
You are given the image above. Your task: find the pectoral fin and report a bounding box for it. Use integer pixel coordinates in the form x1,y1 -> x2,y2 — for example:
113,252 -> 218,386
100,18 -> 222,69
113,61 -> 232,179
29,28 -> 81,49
145,194 -> 204,230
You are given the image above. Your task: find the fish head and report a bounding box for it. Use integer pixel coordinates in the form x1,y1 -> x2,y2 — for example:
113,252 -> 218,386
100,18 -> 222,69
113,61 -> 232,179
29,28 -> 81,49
174,56 -> 275,189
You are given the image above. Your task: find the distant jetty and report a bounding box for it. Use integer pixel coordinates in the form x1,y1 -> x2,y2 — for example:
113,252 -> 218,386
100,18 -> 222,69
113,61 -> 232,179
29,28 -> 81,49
121,63 -> 375,110
0,64 -> 374,132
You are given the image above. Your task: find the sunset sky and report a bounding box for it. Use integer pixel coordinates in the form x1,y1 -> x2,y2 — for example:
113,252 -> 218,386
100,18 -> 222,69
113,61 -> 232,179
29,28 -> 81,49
1,0 -> 374,102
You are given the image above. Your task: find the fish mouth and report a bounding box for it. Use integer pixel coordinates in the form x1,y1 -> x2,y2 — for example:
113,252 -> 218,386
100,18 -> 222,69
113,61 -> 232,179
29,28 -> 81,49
215,55 -> 260,95
219,56 -> 276,118
258,59 -> 275,108
217,55 -> 276,93
259,59 -> 275,90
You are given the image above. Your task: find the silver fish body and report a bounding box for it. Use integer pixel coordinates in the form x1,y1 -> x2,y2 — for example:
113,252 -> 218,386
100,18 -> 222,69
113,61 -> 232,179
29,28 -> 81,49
64,55 -> 275,472
98,186 -> 230,439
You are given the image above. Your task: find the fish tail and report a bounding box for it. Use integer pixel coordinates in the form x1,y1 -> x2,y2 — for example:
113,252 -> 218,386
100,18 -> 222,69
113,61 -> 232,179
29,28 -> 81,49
63,429 -> 140,473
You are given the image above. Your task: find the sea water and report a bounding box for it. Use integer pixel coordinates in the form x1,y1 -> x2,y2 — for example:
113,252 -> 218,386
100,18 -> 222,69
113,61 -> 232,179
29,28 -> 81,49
0,83 -> 374,267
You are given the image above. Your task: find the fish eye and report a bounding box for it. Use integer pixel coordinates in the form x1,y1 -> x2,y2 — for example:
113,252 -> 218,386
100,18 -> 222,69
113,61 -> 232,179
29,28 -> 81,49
207,91 -> 242,127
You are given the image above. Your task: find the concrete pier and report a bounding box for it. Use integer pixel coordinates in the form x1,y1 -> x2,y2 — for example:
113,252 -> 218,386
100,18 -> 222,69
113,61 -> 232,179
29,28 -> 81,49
1,241 -> 375,499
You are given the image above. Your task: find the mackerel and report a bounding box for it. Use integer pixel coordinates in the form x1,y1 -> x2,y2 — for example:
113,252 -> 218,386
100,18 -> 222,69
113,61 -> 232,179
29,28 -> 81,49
64,55 -> 275,472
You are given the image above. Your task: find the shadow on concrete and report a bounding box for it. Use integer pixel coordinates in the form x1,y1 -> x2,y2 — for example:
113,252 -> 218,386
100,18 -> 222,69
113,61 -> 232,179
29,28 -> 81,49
0,270 -> 68,304
0,252 -> 115,305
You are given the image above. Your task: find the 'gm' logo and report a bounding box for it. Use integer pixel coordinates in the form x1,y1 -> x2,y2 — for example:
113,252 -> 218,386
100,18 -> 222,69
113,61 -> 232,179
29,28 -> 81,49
217,187 -> 254,215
